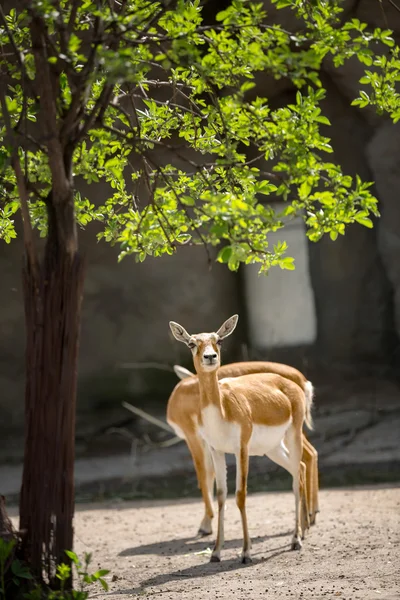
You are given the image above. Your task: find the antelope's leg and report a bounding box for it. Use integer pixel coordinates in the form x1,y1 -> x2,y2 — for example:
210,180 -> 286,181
185,433 -> 214,536
286,428 -> 304,549
235,443 -> 252,563
209,448 -> 227,562
302,436 -> 314,526
203,440 -> 216,520
311,442 -> 320,524
303,436 -> 320,525
299,460 -> 310,536
267,434 -> 304,550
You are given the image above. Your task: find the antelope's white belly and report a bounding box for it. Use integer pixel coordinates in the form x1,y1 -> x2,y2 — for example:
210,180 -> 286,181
199,404 -> 291,456
249,421 -> 291,455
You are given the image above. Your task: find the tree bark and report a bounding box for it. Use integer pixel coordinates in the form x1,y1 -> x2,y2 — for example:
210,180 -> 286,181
19,193 -> 84,586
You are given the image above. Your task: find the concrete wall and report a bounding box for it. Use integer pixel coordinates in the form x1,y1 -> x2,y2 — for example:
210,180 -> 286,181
244,209 -> 317,349
0,234 -> 241,459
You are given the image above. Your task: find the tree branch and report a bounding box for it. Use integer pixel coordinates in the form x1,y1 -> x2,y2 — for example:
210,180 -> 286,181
29,13 -> 70,199
387,0 -> 400,14
54,0 -> 69,57
77,83 -> 115,140
149,157 -> 212,268
61,15 -> 105,142
67,0 -> 80,33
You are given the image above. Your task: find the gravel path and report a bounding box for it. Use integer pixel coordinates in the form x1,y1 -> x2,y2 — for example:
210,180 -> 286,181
72,485 -> 400,599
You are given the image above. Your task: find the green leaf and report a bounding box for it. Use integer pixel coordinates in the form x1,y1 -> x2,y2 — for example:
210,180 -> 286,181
217,246 -> 232,263
228,254 -> 240,271
274,0 -> 293,7
177,233 -> 191,244
240,81 -> 256,93
99,577 -> 109,591
65,550 -> 80,566
93,569 -> 110,578
255,180 -> 277,195
355,215 -> 373,228
298,180 -> 312,199
11,558 -> 33,579
0,539 -> 15,561
181,196 -> 195,206
279,256 -> 295,270
315,115 -> 330,125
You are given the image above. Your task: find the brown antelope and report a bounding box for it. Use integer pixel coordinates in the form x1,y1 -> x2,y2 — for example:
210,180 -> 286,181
168,363 -> 319,537
169,315 -> 314,563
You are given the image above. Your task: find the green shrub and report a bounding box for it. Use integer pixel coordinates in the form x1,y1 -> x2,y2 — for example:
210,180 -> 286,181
0,540 -> 109,599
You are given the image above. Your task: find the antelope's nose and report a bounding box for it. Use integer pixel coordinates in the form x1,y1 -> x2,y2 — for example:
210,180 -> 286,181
204,352 -> 217,362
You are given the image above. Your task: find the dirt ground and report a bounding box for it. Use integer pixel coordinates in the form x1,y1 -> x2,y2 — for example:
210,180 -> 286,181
68,485 -> 400,599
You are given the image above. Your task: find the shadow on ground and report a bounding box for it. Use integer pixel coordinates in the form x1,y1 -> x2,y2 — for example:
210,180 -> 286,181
118,529 -> 292,557
104,541 -> 291,596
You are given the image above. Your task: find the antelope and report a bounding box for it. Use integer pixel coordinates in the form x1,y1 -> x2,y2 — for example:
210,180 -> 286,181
169,315 -> 314,563
168,363 -> 319,537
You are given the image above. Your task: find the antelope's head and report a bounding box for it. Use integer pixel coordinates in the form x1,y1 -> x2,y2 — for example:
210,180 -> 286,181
169,315 -> 238,374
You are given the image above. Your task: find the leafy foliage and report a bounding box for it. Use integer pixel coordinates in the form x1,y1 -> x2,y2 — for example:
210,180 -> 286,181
0,541 -> 110,600
0,538 -> 33,598
0,538 -> 14,598
352,47 -> 400,122
0,0 -> 399,272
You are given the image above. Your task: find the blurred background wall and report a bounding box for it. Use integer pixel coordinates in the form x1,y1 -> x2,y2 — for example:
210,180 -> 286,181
0,0 -> 399,462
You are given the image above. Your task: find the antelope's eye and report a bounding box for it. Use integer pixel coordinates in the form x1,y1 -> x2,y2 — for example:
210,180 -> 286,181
216,339 -> 222,347
188,342 -> 196,350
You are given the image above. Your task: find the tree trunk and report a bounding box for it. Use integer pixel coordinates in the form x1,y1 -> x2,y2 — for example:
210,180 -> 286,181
19,200 -> 84,585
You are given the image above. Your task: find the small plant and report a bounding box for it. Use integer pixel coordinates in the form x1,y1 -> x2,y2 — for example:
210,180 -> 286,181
1,540 -> 109,599
0,538 -> 33,598
0,538 -> 14,598
65,550 -> 109,594
24,551 -> 110,599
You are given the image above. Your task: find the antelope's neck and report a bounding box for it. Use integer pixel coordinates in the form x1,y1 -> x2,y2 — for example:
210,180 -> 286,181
197,370 -> 223,413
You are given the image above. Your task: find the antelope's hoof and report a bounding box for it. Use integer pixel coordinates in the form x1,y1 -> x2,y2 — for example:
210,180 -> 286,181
291,539 -> 302,551
197,528 -> 212,537
241,555 -> 252,564
311,509 -> 320,524
210,554 -> 221,563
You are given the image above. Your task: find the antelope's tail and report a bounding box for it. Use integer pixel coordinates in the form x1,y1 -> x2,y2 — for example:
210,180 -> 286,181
304,380 -> 314,430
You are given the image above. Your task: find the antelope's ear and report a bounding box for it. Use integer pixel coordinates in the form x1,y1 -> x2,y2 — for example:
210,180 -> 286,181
173,365 -> 194,380
169,321 -> 191,345
216,314 -> 239,340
